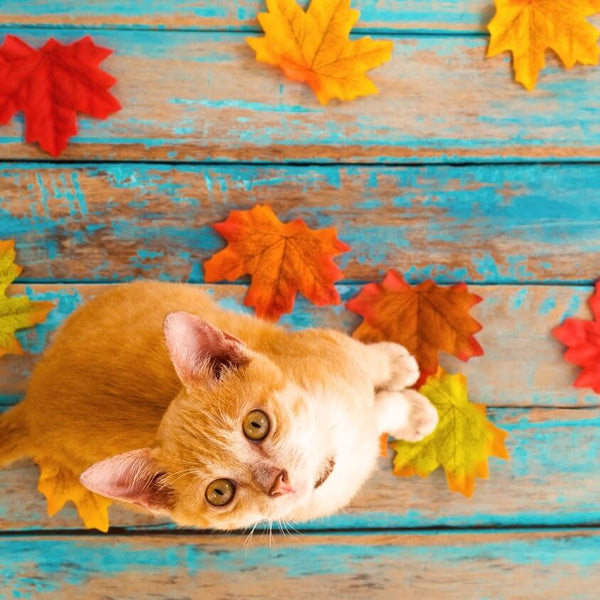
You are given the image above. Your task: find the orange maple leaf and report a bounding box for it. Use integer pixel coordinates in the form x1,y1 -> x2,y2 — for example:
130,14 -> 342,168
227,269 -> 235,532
247,0 -> 393,104
392,368 -> 509,498
487,0 -> 600,90
347,270 -> 483,379
204,205 -> 350,321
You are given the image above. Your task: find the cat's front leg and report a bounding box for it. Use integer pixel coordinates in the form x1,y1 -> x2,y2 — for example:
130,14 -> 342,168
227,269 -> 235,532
354,339 -> 438,440
363,341 -> 438,441
363,341 -> 420,391
375,389 -> 438,442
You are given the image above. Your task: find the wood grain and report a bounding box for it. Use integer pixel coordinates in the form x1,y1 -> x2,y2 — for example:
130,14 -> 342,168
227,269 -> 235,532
2,530 -> 599,599
0,1 -> 495,33
1,283 -> 597,408
2,0 -> 597,594
3,163 -> 599,285
1,407 -> 598,531
1,30 -> 600,163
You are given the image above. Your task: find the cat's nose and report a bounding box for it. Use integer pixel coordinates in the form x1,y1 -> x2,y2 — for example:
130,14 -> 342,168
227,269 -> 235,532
269,470 -> 294,497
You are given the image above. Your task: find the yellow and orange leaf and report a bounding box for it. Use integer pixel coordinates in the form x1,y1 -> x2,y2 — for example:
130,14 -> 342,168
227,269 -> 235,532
487,0 -> 600,90
347,269 -> 483,380
36,457 -> 111,532
0,240 -> 53,357
247,0 -> 393,104
391,369 -> 509,497
204,205 -> 350,321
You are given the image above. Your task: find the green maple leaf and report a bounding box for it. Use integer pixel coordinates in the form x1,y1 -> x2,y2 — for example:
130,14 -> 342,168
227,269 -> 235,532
392,368 -> 509,497
0,240 -> 53,357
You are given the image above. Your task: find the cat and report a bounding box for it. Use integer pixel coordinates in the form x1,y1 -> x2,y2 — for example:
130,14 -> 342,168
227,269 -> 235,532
0,281 -> 438,531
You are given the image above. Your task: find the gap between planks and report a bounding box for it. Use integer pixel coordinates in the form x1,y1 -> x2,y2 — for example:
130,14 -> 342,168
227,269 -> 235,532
2,524 -> 600,538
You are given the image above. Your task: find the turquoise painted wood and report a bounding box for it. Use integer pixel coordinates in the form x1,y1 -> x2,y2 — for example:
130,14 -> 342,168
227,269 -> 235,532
1,407 -> 598,531
1,30 -> 600,163
0,1 -> 496,33
1,0 -> 599,596
2,163 -> 600,285
2,283 -> 598,408
1,531 -> 599,599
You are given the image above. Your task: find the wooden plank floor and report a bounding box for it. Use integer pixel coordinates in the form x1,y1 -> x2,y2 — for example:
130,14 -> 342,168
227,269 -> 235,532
1,30 -> 600,162
1,1 -> 599,598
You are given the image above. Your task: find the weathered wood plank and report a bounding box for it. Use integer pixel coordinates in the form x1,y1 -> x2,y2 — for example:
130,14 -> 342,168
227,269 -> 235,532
3,2 -> 598,36
1,30 -> 599,162
3,163 -> 599,285
1,407 -> 598,531
0,1 -> 495,33
1,283 -> 597,408
1,530 -> 599,599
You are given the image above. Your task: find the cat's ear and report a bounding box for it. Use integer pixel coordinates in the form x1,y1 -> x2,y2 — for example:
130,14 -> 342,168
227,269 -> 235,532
163,311 -> 250,386
80,448 -> 172,512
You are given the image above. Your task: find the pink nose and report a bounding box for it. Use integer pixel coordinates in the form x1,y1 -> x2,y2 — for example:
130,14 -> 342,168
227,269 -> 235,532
269,470 -> 294,496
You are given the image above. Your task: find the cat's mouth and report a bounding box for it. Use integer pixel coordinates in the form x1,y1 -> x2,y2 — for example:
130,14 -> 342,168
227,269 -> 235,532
314,456 -> 336,489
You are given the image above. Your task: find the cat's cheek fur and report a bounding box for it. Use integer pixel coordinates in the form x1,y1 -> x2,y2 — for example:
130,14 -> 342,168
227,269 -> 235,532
285,386 -> 381,523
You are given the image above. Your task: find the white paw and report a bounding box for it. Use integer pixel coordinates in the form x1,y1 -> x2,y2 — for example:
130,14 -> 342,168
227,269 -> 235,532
376,389 -> 438,443
372,341 -> 420,391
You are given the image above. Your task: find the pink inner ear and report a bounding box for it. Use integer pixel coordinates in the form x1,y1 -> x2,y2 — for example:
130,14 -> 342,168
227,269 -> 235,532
80,448 -> 171,511
163,312 -> 249,385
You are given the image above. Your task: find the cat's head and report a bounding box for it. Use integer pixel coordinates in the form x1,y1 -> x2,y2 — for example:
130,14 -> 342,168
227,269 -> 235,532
80,311 -> 337,530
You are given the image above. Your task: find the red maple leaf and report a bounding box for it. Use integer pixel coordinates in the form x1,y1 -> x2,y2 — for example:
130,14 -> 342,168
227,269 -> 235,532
0,35 -> 121,156
554,281 -> 600,393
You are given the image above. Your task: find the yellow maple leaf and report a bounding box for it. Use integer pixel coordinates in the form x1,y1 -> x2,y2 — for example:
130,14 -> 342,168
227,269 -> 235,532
487,0 -> 600,90
391,368 -> 509,497
0,240 -> 53,357
36,457 -> 112,532
247,0 -> 393,104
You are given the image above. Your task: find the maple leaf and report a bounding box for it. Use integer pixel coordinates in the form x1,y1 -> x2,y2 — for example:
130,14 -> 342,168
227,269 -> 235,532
204,205 -> 350,321
347,269 -> 483,379
0,240 -> 53,357
391,369 -> 509,497
247,0 -> 393,105
487,0 -> 600,90
553,281 -> 600,393
0,35 -> 121,156
36,457 -> 111,532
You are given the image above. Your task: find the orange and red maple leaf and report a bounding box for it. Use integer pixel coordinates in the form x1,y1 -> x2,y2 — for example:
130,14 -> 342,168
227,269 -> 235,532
204,205 -> 349,321
347,269 -> 483,379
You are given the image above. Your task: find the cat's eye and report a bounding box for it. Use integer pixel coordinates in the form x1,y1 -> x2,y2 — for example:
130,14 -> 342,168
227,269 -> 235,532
242,409 -> 270,441
205,479 -> 235,506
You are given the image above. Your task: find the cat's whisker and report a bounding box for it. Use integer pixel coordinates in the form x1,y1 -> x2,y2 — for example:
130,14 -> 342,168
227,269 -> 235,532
284,519 -> 301,538
279,518 -> 294,538
277,517 -> 287,537
165,467 -> 201,484
267,520 -> 276,549
243,521 -> 259,551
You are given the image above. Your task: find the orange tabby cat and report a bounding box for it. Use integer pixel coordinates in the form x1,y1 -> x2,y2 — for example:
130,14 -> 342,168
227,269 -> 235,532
0,281 -> 437,531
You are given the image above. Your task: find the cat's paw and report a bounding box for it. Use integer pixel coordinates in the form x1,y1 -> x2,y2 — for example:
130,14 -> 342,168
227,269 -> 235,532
372,341 -> 420,391
376,389 -> 438,442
